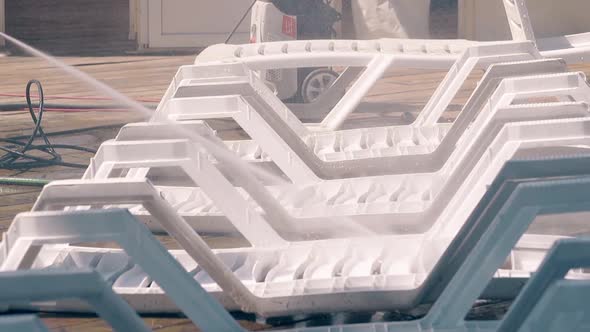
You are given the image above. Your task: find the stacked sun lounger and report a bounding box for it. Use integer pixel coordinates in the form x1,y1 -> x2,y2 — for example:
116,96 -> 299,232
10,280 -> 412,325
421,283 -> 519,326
4,164 -> 590,331
3,0 -> 590,330
1,42 -> 589,313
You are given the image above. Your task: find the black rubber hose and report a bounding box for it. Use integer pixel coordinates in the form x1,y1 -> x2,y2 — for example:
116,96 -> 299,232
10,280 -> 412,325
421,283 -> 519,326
0,80 -> 100,170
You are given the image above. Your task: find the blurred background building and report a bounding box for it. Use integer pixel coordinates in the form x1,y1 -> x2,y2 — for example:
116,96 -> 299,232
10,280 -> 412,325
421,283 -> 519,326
0,0 -> 588,54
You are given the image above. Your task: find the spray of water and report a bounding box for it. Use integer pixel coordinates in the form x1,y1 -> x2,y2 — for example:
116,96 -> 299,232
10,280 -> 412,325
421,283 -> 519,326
0,32 -> 376,237
0,33 -> 286,184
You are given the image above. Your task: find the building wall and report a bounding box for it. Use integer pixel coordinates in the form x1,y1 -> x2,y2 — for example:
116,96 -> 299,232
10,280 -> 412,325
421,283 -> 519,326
6,0 -> 135,55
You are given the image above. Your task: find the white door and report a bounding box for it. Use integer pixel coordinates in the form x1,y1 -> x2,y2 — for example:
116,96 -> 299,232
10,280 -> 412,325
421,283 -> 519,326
141,0 -> 251,49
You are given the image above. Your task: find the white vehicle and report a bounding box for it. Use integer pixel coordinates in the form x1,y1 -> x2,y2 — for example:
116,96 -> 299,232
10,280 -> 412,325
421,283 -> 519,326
250,0 -> 341,102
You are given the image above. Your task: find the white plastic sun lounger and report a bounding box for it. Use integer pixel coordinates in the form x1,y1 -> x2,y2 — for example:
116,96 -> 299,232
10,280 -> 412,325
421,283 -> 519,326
94,57 -> 582,194
188,42 -> 539,133
163,43 -> 540,140
4,236 -> 589,332
81,94 -> 590,238
187,0 -> 590,144
3,237 -> 590,332
194,39 -> 504,124
23,119 -> 590,270
155,45 -> 540,167
152,59 -> 573,183
80,98 -> 590,238
108,69 -> 590,201
37,111 -> 590,240
0,209 -> 241,331
4,158 -> 590,317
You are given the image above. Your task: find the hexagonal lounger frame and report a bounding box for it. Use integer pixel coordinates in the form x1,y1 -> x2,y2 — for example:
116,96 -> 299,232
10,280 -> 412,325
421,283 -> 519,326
5,239 -> 590,332
80,81 -> 590,237
12,143 -> 590,316
5,162 -> 590,321
5,239 -> 589,332
152,58 -> 577,182
189,42 -> 539,133
194,41 -> 536,132
157,47 -> 549,177
0,209 -> 241,331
